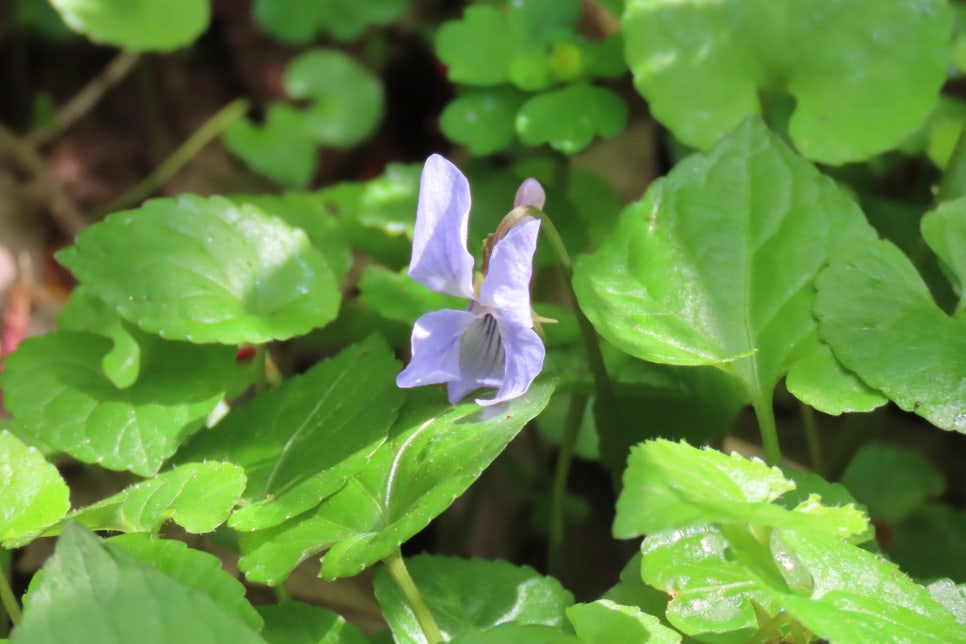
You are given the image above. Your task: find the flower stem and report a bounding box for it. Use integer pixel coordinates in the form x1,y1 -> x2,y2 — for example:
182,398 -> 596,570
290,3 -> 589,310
548,391 -> 588,575
383,549 -> 443,644
92,98 -> 249,218
535,211 -> 626,492
0,563 -> 21,627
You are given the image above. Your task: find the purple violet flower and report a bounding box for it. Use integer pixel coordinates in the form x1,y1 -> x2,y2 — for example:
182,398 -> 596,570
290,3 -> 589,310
395,154 -> 546,406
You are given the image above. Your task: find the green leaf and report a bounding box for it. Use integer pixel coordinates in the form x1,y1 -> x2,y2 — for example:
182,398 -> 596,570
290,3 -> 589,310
259,602 -> 367,644
840,444 -> 945,523
573,118 -> 875,406
58,194 -> 340,344
639,525 -> 764,637
927,580 -> 966,625
516,84 -> 627,154
232,192 -> 352,282
507,0 -> 582,46
27,462 -> 245,543
237,381 -> 556,585
441,89 -> 525,156
622,0 -> 951,163
567,600 -> 681,644
922,196 -> 966,311
0,431 -> 70,546
108,533 -> 263,631
58,286 -> 141,389
284,49 -> 383,147
784,344 -> 888,415
179,336 -> 403,531
358,265 -> 464,326
1,331 -> 236,476
224,104 -> 317,188
602,554 -> 673,622
435,6 -> 516,86
49,0 -> 209,51
253,0 -> 406,43
815,238 -> 966,433
11,523 -> 263,644
614,440 -> 868,539
889,505 -> 966,582
373,555 -> 573,643
450,624 -> 581,644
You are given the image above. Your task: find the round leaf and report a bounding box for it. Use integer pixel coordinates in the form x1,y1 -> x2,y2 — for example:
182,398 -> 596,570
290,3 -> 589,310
441,90 -> 525,156
435,6 -> 515,86
50,0 -> 209,51
516,84 -> 627,154
223,104 -> 318,188
57,195 -> 340,344
284,49 -> 384,147
622,0 -> 951,163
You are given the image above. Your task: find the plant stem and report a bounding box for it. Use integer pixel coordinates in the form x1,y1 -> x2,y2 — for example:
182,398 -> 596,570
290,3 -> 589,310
0,564 -> 21,627
750,388 -> 781,467
800,403 -> 825,477
0,122 -> 88,236
92,98 -> 249,218
937,120 -> 966,203
536,211 -> 626,492
26,51 -> 140,147
548,391 -> 588,575
383,549 -> 443,644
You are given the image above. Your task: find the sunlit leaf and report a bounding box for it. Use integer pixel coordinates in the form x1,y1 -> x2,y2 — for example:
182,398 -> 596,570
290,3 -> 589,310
0,431 -> 70,546
441,89 -> 525,156
49,0 -> 209,51
622,0 -> 951,163
223,104 -> 318,188
58,195 -> 341,344
516,84 -> 627,154
567,600 -> 681,644
285,49 -> 383,147
108,533 -> 263,631
2,331 -> 236,476
574,118 -> 876,408
435,6 -> 515,86
11,523 -> 262,643
237,381 -> 555,585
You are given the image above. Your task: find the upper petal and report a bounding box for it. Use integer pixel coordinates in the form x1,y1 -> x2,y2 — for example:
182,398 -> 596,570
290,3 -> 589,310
396,309 -> 478,388
476,322 -> 545,406
514,178 -> 546,210
408,154 -> 476,299
479,218 -> 541,327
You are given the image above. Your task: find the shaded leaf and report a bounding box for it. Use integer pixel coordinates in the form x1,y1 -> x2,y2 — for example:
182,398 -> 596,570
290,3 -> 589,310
223,103 -> 317,188
373,555 -> 573,643
259,602 -> 367,644
253,0 -> 406,43
840,444 -> 945,523
567,600 -> 681,644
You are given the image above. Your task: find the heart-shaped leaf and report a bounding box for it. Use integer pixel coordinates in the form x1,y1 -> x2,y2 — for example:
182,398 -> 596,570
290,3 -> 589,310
284,49 -> 383,147
223,104 -> 318,188
58,194 -> 340,344
50,0 -> 209,51
0,430 -> 70,546
2,331 -> 237,476
435,6 -> 516,86
573,118 -> 876,412
622,0 -> 951,163
237,381 -> 555,585
815,237 -> 966,433
441,89 -> 526,156
179,336 -> 403,531
11,523 -> 263,643
373,555 -> 574,644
